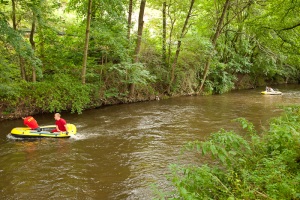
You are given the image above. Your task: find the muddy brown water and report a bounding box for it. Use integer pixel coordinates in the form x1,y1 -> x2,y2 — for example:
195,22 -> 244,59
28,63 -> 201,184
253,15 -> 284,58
1,85 -> 300,199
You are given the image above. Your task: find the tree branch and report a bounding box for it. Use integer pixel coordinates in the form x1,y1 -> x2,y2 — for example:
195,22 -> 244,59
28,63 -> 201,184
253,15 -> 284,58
280,22 -> 300,31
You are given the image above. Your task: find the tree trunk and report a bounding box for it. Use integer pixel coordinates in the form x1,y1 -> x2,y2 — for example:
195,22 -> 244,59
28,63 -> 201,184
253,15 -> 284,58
133,0 -> 146,63
82,0 -> 93,84
162,1 -> 167,68
12,0 -> 26,80
199,0 -> 230,92
30,13 -> 36,82
167,4 -> 176,68
19,56 -> 26,80
167,20 -> 175,66
39,29 -> 45,71
12,0 -> 17,30
168,0 -> 195,93
127,0 -> 133,40
129,0 -> 146,96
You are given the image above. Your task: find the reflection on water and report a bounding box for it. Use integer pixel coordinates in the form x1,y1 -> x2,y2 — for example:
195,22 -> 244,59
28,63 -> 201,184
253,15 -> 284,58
0,85 -> 300,199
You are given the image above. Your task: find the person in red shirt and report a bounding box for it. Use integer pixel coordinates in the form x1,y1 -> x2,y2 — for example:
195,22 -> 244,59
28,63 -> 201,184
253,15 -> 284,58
22,116 -> 41,131
52,113 -> 68,134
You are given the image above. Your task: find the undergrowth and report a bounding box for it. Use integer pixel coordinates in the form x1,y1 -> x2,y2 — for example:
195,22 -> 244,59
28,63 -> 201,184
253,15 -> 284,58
156,106 -> 300,199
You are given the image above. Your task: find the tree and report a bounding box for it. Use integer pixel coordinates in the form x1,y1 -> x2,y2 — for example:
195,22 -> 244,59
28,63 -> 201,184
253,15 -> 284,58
29,11 -> 36,82
168,0 -> 195,93
11,0 -> 26,80
27,0 -> 41,82
127,0 -> 133,40
129,0 -> 147,96
162,1 -> 167,68
82,0 -> 92,84
198,0 -> 230,92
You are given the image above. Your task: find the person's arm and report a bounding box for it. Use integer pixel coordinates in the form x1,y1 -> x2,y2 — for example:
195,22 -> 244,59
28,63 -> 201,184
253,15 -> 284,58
56,125 -> 60,132
64,124 -> 68,133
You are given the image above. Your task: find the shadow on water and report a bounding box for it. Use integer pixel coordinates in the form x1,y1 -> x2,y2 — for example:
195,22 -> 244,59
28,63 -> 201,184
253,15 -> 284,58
0,85 -> 300,199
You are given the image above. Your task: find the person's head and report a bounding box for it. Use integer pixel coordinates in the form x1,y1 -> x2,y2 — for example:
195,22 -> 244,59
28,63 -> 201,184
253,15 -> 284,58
54,113 -> 61,120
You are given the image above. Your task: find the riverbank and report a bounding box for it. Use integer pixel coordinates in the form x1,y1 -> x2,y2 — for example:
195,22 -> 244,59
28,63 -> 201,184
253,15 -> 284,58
0,91 -> 168,121
0,80 -> 293,121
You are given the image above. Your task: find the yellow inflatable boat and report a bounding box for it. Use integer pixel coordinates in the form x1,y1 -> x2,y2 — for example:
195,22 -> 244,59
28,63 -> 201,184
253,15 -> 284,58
10,124 -> 77,138
261,91 -> 282,95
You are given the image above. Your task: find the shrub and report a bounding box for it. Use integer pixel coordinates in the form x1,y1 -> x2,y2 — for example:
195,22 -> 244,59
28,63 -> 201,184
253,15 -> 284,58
158,106 -> 300,199
1,74 -> 92,115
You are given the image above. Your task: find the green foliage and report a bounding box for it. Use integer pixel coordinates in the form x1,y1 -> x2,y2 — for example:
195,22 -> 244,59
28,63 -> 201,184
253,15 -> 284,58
1,75 -> 92,114
104,88 -> 120,99
233,117 -> 257,135
0,51 -> 20,83
159,106 -> 300,199
0,14 -> 41,69
206,63 -> 237,94
1,0 -> 300,117
110,62 -> 156,86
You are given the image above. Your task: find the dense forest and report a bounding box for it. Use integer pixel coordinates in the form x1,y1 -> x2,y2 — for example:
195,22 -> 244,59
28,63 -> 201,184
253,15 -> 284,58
0,0 -> 299,118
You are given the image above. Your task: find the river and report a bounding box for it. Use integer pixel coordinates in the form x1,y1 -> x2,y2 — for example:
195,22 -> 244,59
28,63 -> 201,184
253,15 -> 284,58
0,85 -> 300,199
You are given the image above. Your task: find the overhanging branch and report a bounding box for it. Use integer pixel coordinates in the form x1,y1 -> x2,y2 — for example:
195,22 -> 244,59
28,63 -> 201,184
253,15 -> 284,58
280,22 -> 300,31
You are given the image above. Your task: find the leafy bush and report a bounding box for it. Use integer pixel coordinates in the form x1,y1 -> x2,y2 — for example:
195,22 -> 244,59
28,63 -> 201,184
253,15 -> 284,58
158,106 -> 300,199
110,62 -> 156,86
1,74 -> 92,115
205,63 -> 237,94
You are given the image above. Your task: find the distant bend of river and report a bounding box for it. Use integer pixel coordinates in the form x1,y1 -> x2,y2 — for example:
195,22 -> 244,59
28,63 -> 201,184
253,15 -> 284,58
0,85 -> 300,199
